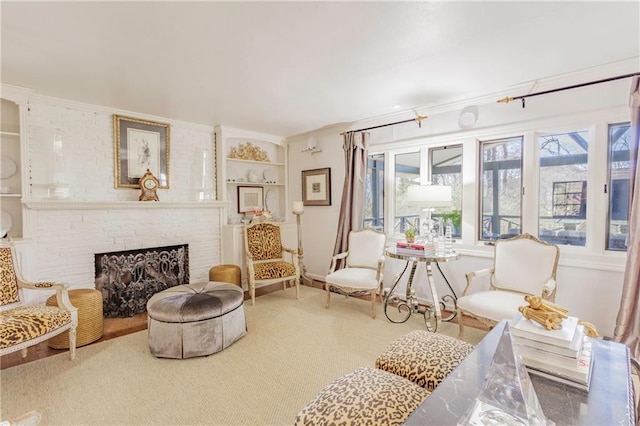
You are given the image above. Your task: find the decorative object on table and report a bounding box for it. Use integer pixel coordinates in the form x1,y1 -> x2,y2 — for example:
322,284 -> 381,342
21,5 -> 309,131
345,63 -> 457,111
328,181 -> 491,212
444,220 -> 453,255
395,241 -> 435,257
113,114 -> 170,189
292,201 -> 313,285
404,227 -> 416,243
459,322 -> 551,425
511,312 -> 595,391
237,185 -> 264,213
325,228 -> 386,319
407,184 -> 452,241
138,169 -> 160,201
48,128 -> 72,199
243,221 -> 299,306
456,233 -> 560,339
519,294 -> 599,338
0,155 -> 17,179
228,142 -> 270,162
302,167 -> 331,206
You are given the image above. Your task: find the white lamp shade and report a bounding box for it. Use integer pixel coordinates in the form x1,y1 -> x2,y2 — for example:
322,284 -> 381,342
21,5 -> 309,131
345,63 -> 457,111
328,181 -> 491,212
407,185 -> 452,208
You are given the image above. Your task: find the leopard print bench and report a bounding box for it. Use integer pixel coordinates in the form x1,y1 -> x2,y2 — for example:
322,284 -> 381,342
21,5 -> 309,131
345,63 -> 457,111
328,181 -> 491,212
375,330 -> 475,391
294,366 -> 429,426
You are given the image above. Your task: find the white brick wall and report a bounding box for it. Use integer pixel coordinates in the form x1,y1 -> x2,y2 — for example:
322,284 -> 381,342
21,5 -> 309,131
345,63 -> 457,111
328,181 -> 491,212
20,97 -> 225,304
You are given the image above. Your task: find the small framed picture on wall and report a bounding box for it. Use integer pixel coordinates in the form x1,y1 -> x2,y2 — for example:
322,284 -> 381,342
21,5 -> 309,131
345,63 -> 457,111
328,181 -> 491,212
302,167 -> 331,206
237,186 -> 264,213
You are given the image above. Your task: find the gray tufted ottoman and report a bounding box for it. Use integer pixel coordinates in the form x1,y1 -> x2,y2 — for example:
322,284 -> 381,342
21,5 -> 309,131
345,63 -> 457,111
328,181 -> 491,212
146,281 -> 247,359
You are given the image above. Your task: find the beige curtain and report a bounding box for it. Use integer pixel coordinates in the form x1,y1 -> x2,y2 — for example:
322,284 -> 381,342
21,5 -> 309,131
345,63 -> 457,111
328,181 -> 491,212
331,131 -> 370,270
613,76 -> 640,359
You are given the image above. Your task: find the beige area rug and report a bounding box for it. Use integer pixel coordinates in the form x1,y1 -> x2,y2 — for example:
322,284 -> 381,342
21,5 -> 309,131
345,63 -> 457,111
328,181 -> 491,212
1,285 -> 486,425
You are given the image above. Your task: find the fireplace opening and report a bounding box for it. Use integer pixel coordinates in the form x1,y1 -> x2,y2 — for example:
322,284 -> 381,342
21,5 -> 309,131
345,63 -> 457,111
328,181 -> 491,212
94,244 -> 189,317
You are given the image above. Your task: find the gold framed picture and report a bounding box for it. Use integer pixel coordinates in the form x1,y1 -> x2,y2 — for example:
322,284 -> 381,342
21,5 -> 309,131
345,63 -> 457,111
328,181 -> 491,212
113,115 -> 170,189
302,167 -> 331,206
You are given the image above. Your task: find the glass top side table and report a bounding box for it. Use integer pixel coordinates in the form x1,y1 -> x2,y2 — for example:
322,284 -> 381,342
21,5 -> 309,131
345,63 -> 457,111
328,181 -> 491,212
384,246 -> 460,332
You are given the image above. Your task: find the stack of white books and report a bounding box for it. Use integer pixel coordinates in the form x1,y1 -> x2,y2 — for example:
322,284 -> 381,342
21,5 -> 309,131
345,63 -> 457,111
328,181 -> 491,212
395,242 -> 436,256
511,314 -> 594,391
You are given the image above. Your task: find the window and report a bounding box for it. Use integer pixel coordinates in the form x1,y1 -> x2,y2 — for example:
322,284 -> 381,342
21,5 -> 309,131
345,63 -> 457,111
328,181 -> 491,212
364,154 -> 384,230
394,152 -> 420,235
607,123 -> 631,251
479,136 -> 522,241
430,145 -> 463,238
538,131 -> 589,247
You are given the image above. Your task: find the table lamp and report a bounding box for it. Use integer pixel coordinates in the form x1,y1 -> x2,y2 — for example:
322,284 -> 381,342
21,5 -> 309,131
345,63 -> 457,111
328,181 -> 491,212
407,184 -> 452,240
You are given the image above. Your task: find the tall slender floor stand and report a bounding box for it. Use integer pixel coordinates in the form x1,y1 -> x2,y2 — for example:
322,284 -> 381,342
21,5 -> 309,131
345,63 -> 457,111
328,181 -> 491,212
293,205 -> 313,285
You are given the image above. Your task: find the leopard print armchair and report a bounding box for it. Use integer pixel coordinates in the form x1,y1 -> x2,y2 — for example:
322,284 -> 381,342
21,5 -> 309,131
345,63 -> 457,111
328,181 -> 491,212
0,243 -> 78,360
243,221 -> 300,305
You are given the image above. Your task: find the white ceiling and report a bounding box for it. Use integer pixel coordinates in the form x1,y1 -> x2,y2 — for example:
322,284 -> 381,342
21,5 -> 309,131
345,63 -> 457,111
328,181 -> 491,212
2,1 -> 639,137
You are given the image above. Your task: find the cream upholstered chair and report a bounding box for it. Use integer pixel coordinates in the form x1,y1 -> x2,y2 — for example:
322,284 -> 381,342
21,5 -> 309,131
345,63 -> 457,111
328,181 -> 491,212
456,233 -> 559,339
243,221 -> 299,306
325,228 -> 386,318
0,243 -> 78,360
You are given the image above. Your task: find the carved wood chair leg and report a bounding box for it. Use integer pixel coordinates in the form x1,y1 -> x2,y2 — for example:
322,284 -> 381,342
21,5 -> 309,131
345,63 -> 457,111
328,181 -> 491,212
325,283 -> 331,308
370,289 -> 376,319
457,309 -> 465,339
69,326 -> 77,360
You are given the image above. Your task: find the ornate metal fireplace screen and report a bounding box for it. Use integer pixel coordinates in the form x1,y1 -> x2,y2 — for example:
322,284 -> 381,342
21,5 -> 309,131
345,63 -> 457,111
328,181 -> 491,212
95,244 -> 189,317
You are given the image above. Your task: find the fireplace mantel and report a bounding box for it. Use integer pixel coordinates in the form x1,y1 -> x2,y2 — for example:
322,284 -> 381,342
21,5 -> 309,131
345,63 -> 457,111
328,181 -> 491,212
23,199 -> 229,210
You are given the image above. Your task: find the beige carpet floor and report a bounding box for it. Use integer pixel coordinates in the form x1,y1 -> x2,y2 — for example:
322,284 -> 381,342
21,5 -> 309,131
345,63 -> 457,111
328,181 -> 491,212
0,285 -> 486,425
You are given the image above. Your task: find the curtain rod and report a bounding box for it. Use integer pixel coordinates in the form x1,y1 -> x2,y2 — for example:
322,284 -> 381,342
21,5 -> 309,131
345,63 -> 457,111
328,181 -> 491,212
340,115 -> 427,135
497,72 -> 640,107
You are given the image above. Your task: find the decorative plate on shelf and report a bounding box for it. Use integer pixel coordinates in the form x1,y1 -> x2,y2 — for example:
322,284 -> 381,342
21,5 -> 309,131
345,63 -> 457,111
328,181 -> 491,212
0,156 -> 17,179
265,189 -> 278,218
247,169 -> 259,183
263,169 -> 276,183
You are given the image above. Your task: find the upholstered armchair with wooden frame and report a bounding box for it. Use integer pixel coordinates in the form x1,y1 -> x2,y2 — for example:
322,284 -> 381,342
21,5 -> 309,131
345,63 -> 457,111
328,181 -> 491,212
0,243 -> 78,360
325,228 -> 387,319
243,221 -> 300,306
456,233 -> 560,339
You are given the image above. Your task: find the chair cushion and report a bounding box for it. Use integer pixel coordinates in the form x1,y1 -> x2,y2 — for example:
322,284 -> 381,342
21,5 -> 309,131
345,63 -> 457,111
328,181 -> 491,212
325,267 -> 381,290
347,229 -> 386,269
0,247 -> 20,306
294,366 -> 429,426
0,306 -> 72,349
457,290 -> 527,323
375,330 -> 474,391
493,237 -> 558,295
246,223 -> 283,260
254,261 -> 296,280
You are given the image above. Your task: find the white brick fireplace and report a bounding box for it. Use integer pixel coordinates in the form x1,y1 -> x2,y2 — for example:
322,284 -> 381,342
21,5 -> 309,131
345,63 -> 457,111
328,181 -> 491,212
20,200 -> 226,305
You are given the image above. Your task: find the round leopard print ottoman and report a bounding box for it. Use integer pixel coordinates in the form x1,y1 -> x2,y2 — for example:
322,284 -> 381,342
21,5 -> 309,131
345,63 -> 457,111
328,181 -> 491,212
146,281 -> 246,359
375,330 -> 475,391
